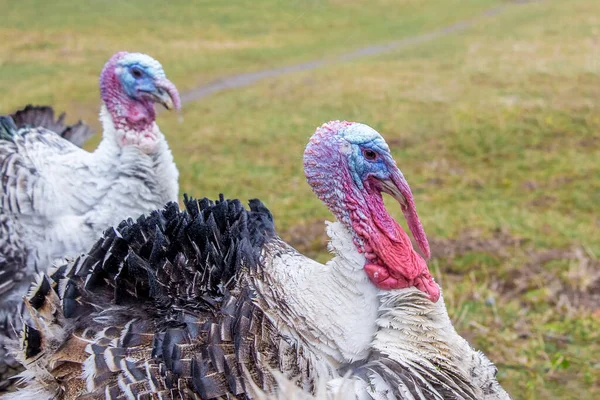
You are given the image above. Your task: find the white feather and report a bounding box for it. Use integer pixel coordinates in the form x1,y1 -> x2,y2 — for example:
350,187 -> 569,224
256,221 -> 379,366
3,104 -> 178,277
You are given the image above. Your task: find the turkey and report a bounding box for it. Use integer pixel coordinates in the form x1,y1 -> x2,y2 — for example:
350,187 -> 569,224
0,51 -> 181,390
5,121 -> 440,398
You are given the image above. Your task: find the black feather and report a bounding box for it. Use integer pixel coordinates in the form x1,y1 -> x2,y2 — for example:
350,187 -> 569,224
15,195 -> 281,398
9,105 -> 93,147
27,275 -> 51,310
0,116 -> 18,141
23,325 -> 42,359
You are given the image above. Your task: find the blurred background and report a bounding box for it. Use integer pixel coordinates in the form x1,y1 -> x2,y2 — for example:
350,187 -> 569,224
1,0 -> 599,398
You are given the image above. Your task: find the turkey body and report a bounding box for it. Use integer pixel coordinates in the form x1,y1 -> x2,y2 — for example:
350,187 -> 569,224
249,290 -> 512,400
7,195 -> 379,399
1,51 -> 181,320
0,107 -> 178,274
1,51 -> 182,391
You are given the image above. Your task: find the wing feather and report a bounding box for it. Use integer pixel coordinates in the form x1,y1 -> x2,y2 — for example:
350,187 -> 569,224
1,124 -> 81,217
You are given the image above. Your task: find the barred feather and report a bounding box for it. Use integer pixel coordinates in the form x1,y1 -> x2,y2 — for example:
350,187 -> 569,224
11,196 -> 282,398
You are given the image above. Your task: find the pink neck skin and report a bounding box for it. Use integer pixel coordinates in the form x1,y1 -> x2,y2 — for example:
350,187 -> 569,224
99,53 -> 158,151
304,122 -> 439,302
355,180 -> 439,301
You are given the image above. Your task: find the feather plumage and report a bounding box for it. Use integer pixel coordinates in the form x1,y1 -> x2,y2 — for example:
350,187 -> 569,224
0,52 -> 181,390
7,194 -> 384,398
0,106 -> 93,391
10,105 -> 93,147
245,289 -> 511,400
4,120 -> 510,399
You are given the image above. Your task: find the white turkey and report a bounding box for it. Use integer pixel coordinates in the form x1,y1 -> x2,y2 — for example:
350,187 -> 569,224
254,121 -> 511,400
0,51 -> 181,390
6,121 -> 490,399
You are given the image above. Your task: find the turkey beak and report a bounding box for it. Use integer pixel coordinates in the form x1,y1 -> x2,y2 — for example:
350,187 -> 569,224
380,170 -> 431,259
379,178 -> 408,211
152,79 -> 181,111
153,87 -> 174,110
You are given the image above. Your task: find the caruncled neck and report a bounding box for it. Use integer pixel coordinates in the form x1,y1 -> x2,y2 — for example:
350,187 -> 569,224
96,105 -> 161,154
305,141 -> 438,301
99,62 -> 159,153
354,182 -> 439,298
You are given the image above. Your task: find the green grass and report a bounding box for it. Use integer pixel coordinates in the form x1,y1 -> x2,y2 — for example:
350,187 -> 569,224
0,0 -> 496,117
3,0 -> 600,398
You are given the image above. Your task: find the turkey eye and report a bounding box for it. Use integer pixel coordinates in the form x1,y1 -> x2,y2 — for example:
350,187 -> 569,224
131,68 -> 143,78
363,149 -> 377,161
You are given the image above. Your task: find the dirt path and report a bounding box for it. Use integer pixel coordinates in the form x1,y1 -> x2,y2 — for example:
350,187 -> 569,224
179,2 -> 529,105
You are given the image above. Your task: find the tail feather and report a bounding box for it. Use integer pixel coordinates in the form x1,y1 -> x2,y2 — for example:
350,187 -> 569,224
9,196 -> 279,398
17,273 -> 70,374
9,105 -> 94,147
21,325 -> 42,360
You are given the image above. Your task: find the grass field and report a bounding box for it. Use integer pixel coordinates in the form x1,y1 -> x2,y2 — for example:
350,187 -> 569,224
2,0 -> 599,398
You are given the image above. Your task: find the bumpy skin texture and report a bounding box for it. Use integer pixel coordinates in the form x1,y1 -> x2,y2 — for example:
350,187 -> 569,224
100,52 -> 181,153
303,121 -> 439,301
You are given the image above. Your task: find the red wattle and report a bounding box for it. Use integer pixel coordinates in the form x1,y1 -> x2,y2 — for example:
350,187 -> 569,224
365,263 -> 440,302
368,217 -> 423,281
358,189 -> 440,302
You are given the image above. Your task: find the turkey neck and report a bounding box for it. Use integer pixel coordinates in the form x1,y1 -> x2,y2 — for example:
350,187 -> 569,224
253,221 -> 379,374
82,105 -> 178,226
